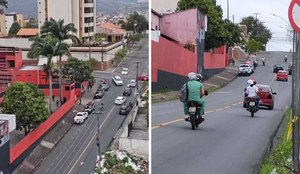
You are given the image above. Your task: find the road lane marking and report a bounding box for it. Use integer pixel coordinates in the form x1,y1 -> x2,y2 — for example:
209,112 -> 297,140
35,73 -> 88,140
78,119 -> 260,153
152,101 -> 242,129
66,105 -> 116,174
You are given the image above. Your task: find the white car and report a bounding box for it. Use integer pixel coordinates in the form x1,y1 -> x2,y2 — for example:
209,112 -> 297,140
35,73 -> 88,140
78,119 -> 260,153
74,112 -> 88,124
238,64 -> 254,76
115,96 -> 126,105
113,76 -> 123,86
128,79 -> 136,87
121,68 -> 129,75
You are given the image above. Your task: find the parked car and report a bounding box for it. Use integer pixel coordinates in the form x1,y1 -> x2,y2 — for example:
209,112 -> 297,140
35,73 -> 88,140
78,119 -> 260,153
112,76 -> 123,86
74,112 -> 88,124
273,64 -> 284,73
137,74 -> 149,81
94,90 -> 105,99
243,84 -> 276,109
115,96 -> 126,105
238,63 -> 253,76
288,63 -> 293,75
119,103 -> 133,115
123,87 -> 132,96
128,79 -> 136,87
121,68 -> 129,75
276,70 -> 288,81
84,101 -> 95,114
100,81 -> 111,91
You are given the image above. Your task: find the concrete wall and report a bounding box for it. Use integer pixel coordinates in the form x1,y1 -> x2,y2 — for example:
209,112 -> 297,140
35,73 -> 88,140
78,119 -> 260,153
5,15 -> 14,33
151,11 -> 160,30
119,138 -> 148,157
160,9 -> 198,45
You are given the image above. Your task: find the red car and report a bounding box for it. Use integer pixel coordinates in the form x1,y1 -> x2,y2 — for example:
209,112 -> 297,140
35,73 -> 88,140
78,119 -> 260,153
243,84 -> 276,110
137,74 -> 149,81
276,70 -> 288,81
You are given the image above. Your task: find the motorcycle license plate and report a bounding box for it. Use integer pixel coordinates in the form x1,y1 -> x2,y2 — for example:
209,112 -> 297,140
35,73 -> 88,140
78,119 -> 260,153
249,102 -> 255,106
188,107 -> 196,113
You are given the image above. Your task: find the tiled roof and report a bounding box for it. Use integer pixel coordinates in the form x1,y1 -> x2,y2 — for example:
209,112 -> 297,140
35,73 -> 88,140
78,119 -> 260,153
96,22 -> 126,34
16,28 -> 39,36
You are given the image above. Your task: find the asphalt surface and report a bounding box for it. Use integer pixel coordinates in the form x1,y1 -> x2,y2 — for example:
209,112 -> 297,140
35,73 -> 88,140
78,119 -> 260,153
34,38 -> 148,174
152,52 -> 292,174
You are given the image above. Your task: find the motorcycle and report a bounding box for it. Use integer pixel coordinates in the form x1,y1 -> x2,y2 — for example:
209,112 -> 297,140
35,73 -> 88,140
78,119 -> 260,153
246,97 -> 259,117
284,57 -> 287,62
186,91 -> 208,130
262,59 -> 266,66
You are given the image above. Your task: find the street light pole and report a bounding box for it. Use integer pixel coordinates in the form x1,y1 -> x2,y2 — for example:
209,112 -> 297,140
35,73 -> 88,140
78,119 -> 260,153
227,0 -> 229,20
101,38 -> 104,71
135,61 -> 141,92
97,102 -> 104,172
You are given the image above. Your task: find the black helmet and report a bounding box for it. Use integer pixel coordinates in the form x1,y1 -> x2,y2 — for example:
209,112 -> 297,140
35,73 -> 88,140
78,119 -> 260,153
196,74 -> 203,82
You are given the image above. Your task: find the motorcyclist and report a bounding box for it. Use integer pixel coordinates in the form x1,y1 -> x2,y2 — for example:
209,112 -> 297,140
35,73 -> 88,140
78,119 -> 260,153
284,55 -> 288,62
261,56 -> 266,65
184,72 -> 206,120
245,80 -> 259,109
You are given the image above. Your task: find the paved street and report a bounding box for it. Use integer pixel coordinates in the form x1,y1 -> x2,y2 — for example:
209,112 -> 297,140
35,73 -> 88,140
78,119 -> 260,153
152,52 -> 292,174
34,37 -> 148,174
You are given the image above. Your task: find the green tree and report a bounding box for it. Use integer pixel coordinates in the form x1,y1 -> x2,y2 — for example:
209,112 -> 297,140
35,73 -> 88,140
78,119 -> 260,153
62,57 -> 93,83
121,12 -> 148,33
40,18 -> 80,103
2,83 -> 48,135
223,19 -> 244,47
245,39 -> 263,54
177,0 -> 227,50
240,16 -> 272,46
28,35 -> 70,111
8,22 -> 21,36
0,0 -> 7,8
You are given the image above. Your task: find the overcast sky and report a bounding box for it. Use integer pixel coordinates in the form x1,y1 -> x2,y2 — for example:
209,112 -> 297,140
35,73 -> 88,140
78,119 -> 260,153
152,0 -> 293,51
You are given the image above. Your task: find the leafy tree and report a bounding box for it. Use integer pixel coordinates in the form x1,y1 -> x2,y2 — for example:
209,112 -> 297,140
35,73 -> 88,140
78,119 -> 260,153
121,12 -> 148,33
40,18 -> 80,103
115,48 -> 128,61
8,22 -> 21,36
28,35 -> 70,111
177,0 -> 227,50
0,0 -> 7,8
245,39 -> 263,53
2,83 -> 48,135
62,57 -> 93,83
223,19 -> 244,47
240,16 -> 272,46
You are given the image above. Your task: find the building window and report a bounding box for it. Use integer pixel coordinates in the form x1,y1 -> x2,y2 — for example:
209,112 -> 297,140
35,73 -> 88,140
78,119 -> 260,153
84,27 -> 93,33
84,0 -> 93,3
84,17 -> 93,23
84,7 -> 93,13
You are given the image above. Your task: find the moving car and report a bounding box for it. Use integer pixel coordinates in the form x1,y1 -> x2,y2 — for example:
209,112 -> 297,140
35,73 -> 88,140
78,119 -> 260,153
273,64 -> 284,73
84,101 -> 95,114
112,76 -> 123,86
119,103 -> 133,115
94,90 -> 105,99
121,68 -> 129,75
137,74 -> 149,81
238,63 -> 253,76
123,87 -> 132,96
115,96 -> 126,105
74,112 -> 88,124
100,81 -> 110,91
128,79 -> 136,87
276,70 -> 288,81
243,84 -> 276,110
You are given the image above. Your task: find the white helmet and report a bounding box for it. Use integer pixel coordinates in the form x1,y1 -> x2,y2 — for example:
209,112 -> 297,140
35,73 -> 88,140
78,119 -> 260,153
187,72 -> 197,80
247,79 -> 253,86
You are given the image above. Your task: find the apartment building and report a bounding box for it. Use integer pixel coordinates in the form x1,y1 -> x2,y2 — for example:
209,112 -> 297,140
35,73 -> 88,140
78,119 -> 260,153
37,0 -> 96,42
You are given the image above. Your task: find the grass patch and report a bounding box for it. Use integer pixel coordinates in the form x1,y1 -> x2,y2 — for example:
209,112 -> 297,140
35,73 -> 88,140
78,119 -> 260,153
259,108 -> 293,174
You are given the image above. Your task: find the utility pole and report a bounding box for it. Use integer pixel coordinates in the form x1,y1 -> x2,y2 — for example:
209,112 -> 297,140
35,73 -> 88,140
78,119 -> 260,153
101,38 -> 104,70
227,0 -> 229,20
97,103 -> 104,172
135,61 -> 141,92
253,13 -> 260,36
293,31 -> 300,172
88,22 -> 92,68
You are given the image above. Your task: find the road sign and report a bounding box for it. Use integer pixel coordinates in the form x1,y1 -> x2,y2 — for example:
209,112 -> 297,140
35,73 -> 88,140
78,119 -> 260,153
289,0 -> 300,33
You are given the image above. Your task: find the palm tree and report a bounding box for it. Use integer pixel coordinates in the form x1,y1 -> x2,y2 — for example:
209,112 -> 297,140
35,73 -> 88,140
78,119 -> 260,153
0,0 -> 8,8
40,18 -> 80,103
28,35 -> 70,112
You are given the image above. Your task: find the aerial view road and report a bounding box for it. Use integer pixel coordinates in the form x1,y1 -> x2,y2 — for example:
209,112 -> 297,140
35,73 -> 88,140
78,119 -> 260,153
152,52 -> 292,174
34,38 -> 148,174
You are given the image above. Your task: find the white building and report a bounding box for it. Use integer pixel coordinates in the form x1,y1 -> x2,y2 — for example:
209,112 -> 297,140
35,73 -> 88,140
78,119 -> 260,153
37,0 -> 96,42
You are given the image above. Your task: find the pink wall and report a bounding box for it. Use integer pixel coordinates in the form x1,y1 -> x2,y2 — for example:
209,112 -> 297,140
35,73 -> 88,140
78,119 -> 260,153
204,45 -> 228,69
151,11 -> 160,30
161,9 -> 198,45
152,37 -> 197,82
10,88 -> 76,163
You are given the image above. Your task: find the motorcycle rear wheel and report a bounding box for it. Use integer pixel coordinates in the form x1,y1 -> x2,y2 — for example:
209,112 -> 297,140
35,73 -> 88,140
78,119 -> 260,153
190,114 -> 196,130
251,111 -> 254,117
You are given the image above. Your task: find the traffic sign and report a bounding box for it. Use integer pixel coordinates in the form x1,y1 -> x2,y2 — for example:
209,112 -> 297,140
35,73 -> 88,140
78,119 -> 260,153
289,0 -> 300,33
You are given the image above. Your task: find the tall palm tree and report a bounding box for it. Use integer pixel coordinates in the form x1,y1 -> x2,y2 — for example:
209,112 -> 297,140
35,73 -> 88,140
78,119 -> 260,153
0,0 -> 8,8
28,35 -> 70,112
41,18 -> 80,103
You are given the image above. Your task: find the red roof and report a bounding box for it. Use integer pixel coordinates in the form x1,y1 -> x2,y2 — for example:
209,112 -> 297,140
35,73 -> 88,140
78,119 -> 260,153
16,28 -> 39,36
